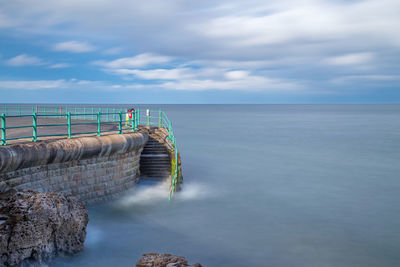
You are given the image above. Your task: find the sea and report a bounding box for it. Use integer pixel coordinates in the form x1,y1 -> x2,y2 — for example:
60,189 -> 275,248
52,104 -> 400,267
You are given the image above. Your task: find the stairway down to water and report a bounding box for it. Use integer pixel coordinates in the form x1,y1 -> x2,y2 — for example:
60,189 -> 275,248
140,127 -> 171,179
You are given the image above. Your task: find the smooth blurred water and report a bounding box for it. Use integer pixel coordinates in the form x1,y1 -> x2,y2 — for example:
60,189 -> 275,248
54,105 -> 400,267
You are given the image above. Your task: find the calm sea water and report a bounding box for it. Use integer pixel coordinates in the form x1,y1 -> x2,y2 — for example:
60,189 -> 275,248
54,105 -> 400,267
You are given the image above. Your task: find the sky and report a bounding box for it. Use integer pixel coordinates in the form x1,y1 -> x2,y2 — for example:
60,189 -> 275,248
0,0 -> 399,104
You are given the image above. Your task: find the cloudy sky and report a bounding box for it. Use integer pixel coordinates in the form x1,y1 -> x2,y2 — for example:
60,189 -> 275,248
0,0 -> 399,103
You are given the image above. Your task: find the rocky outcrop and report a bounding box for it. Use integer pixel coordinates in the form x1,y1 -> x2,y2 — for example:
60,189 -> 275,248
0,190 -> 88,266
136,253 -> 202,267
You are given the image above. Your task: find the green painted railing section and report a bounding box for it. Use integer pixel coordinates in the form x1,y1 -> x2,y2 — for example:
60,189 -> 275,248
0,105 -> 181,199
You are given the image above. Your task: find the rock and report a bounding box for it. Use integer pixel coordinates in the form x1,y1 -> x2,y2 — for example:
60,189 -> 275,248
136,253 -> 202,267
0,189 -> 89,266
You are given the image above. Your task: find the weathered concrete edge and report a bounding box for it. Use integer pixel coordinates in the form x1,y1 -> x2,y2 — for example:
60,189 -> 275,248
0,131 -> 149,173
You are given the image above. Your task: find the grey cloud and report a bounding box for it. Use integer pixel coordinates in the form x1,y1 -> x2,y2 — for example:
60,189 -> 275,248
93,54 -> 173,68
5,54 -> 45,66
0,0 -> 399,92
53,41 -> 96,53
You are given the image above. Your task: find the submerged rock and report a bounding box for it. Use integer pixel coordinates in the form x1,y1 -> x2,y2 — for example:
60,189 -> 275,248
136,253 -> 202,267
0,189 -> 88,266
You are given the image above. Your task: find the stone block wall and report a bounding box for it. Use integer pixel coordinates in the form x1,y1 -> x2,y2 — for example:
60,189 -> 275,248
0,131 -> 148,204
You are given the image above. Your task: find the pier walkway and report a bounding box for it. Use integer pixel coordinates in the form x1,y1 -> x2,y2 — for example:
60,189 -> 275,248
3,116 -> 123,145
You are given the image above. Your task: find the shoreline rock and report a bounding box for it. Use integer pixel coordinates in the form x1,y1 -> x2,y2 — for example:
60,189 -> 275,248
136,253 -> 202,267
0,189 -> 88,266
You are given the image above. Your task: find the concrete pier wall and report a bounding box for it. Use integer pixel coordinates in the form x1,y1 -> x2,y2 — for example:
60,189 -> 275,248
0,132 -> 148,203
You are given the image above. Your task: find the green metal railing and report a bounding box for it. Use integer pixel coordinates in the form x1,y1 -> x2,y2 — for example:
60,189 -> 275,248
0,105 -> 181,199
0,110 -> 128,143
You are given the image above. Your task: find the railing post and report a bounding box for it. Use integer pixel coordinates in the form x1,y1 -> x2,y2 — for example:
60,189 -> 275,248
147,109 -> 150,126
137,109 -> 140,126
67,112 -> 72,138
135,110 -> 138,130
83,107 -> 86,120
32,112 -> 37,142
92,107 -> 94,120
132,110 -> 136,132
135,110 -> 138,129
1,113 -> 6,145
159,110 -> 162,128
18,105 -> 21,116
97,111 -> 101,136
119,110 -> 123,134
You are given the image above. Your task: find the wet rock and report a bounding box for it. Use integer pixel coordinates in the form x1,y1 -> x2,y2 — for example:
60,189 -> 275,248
0,189 -> 88,266
136,253 -> 202,267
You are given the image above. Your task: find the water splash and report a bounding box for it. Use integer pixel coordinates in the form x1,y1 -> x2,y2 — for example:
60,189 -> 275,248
116,182 -> 169,208
115,181 -> 213,208
175,183 -> 211,201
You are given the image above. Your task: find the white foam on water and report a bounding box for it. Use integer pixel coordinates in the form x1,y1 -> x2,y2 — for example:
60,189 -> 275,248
116,182 -> 170,208
175,183 -> 212,201
115,180 -> 214,208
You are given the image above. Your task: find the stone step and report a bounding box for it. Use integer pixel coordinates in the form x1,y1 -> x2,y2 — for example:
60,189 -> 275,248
140,166 -> 170,170
141,175 -> 170,179
140,157 -> 169,161
142,150 -> 167,153
140,159 -> 170,162
142,153 -> 168,156
140,154 -> 169,158
143,143 -> 168,147
148,142 -> 167,147
141,171 -> 171,175
140,162 -> 170,166
140,164 -> 170,168
141,170 -> 171,175
143,147 -> 166,150
140,165 -> 170,169
142,159 -> 169,162
142,148 -> 167,151
141,172 -> 170,175
140,156 -> 170,160
142,147 -> 168,154
141,167 -> 170,170
140,163 -> 170,166
140,162 -> 170,165
140,176 -> 170,179
142,153 -> 169,156
141,155 -> 169,158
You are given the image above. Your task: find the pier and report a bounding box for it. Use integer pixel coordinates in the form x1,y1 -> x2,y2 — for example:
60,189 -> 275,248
0,105 -> 182,202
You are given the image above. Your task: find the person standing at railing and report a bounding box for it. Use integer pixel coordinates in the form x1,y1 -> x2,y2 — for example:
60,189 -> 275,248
126,108 -> 135,126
